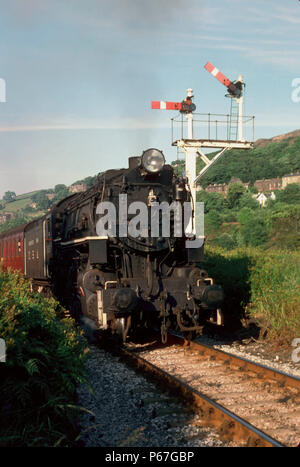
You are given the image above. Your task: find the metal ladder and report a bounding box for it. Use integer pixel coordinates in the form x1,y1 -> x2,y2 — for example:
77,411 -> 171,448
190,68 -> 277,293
228,98 -> 239,141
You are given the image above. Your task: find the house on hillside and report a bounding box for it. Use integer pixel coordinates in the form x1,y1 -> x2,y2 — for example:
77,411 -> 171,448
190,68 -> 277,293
69,184 -> 87,193
0,212 -> 15,225
282,172 -> 300,189
204,183 -> 227,195
228,177 -> 250,190
254,177 -> 282,192
256,192 -> 276,208
203,177 -> 250,196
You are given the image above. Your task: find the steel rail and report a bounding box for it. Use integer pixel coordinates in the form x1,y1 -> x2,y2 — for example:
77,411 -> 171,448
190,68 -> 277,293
121,346 -> 283,447
167,334 -> 300,391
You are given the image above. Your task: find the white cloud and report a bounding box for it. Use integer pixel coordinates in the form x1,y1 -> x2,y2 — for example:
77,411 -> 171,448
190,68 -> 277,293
0,116 -> 170,132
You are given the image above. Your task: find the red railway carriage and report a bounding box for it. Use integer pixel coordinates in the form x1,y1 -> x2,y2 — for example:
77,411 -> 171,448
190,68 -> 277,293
0,224 -> 26,273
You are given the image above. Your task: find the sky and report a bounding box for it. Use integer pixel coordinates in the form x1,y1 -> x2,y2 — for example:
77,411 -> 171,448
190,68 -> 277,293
0,0 -> 300,198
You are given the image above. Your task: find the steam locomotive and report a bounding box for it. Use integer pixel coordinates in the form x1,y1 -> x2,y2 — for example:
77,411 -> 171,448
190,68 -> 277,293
0,149 -> 224,341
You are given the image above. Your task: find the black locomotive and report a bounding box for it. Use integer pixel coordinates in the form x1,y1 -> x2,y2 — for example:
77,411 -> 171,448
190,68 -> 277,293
3,149 -> 224,341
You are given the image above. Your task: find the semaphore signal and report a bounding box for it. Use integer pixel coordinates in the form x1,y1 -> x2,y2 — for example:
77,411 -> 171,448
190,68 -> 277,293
151,64 -> 254,236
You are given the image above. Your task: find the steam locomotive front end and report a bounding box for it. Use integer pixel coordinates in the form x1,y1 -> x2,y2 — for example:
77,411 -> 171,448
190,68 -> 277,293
93,148 -> 224,341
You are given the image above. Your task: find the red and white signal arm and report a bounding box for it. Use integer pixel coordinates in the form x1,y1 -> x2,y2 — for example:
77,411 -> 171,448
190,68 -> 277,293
204,61 -> 243,98
152,101 -> 182,111
204,62 -> 232,88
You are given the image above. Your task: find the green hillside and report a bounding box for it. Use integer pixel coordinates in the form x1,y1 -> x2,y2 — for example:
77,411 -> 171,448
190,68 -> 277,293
172,130 -> 300,187
0,175 -> 98,234
0,194 -> 37,214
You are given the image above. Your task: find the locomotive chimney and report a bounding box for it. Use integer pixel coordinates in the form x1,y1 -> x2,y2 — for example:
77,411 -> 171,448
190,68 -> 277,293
128,156 -> 141,169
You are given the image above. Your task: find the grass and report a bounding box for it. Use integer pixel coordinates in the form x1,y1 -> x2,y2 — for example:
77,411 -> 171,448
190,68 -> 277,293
246,249 -> 300,344
0,198 -> 32,213
0,190 -> 45,214
204,246 -> 300,345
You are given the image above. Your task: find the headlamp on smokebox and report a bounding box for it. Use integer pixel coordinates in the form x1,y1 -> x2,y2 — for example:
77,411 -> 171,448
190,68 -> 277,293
141,148 -> 165,174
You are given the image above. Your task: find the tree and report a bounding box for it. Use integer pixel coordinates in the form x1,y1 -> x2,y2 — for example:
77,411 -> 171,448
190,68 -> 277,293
0,214 -> 28,234
249,185 -> 258,194
206,209 -> 222,231
237,207 -> 255,225
3,191 -> 16,202
241,217 -> 269,247
276,183 -> 300,204
54,184 -> 67,194
213,233 -> 237,250
32,191 -> 51,211
226,183 -> 246,209
53,186 -> 69,203
197,191 -> 225,213
238,192 -> 259,210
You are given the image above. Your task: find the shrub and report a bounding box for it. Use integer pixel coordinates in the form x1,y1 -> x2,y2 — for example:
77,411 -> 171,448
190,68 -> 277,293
226,183 -> 245,209
204,246 -> 300,345
247,249 -> 300,344
0,269 -> 89,446
206,209 -> 222,229
241,217 -> 269,247
197,191 -> 225,213
222,212 -> 237,223
212,234 -> 237,250
276,183 -> 300,204
237,207 -> 255,225
204,246 -> 253,324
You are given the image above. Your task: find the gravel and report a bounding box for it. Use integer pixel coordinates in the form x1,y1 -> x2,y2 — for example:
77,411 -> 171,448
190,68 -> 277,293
136,345 -> 300,447
195,335 -> 300,379
76,346 -> 235,447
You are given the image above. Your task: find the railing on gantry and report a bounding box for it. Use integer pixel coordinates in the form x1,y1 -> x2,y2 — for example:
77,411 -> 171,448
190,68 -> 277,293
171,112 -> 255,145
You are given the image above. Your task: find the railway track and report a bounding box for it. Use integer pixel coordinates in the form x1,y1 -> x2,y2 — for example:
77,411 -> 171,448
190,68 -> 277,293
120,333 -> 300,447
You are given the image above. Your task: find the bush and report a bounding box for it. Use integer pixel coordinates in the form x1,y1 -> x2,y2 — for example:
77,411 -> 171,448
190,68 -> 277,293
238,192 -> 258,210
226,183 -> 245,209
237,207 -> 255,225
247,249 -> 300,344
197,191 -> 225,213
204,246 -> 300,344
276,183 -> 300,204
0,270 -> 89,446
212,233 -> 237,250
268,204 -> 300,249
221,212 -> 237,223
206,209 -> 222,229
204,247 -> 253,324
241,217 -> 269,247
